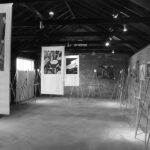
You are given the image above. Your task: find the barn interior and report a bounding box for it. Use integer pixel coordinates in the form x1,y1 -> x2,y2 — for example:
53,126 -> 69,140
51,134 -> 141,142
0,0 -> 150,149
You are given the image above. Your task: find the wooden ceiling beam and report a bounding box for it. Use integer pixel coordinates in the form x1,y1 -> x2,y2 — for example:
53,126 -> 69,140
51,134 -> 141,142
42,17 -> 150,25
0,0 -> 60,3
12,39 -> 134,44
65,0 -> 76,19
12,31 -> 149,37
13,17 -> 150,26
12,45 -> 134,55
20,3 -> 44,20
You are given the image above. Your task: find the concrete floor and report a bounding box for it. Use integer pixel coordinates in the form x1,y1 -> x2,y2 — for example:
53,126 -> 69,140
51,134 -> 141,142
0,97 -> 147,150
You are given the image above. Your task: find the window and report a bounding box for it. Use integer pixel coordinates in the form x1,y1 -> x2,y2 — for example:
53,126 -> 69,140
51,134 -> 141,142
16,58 -> 34,71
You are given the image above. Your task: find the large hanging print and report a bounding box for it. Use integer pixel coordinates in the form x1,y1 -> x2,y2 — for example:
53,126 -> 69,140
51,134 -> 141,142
41,46 -> 65,95
65,55 -> 79,86
0,4 -> 12,114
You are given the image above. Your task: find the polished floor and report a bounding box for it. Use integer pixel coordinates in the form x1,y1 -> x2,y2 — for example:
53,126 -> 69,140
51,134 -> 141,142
0,97 -> 147,150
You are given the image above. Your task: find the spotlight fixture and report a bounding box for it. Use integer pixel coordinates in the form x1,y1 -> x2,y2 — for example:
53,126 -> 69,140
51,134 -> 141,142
39,21 -> 44,29
123,24 -> 127,32
109,27 -> 114,32
112,50 -> 115,54
49,11 -> 54,17
112,13 -> 118,19
105,41 -> 110,47
109,36 -> 112,41
94,69 -> 97,73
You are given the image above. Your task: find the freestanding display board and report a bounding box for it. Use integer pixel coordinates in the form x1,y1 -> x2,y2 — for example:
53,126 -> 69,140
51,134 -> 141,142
41,46 -> 65,95
0,4 -> 12,114
65,55 -> 79,86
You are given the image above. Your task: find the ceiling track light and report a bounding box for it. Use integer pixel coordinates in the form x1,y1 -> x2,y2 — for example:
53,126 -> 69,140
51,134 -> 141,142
112,50 -> 115,54
105,41 -> 110,47
109,27 -> 114,32
123,24 -> 127,32
49,11 -> 54,17
109,36 -> 112,41
39,21 -> 44,29
112,13 -> 118,19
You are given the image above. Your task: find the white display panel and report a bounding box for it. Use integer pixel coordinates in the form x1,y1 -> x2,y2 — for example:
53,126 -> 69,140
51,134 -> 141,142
41,46 -> 65,95
0,4 -> 12,114
65,55 -> 79,86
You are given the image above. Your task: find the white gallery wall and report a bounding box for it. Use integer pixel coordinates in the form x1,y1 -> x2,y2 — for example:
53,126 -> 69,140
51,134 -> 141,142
41,46 -> 65,95
0,4 -> 12,114
65,55 -> 79,86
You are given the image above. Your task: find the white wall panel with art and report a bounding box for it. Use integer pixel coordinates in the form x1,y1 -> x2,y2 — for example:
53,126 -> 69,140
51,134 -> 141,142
41,46 -> 65,95
65,55 -> 79,86
0,4 -> 12,114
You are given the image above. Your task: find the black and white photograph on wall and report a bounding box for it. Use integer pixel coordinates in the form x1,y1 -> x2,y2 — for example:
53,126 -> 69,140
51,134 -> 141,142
136,60 -> 139,82
66,58 -> 78,74
44,50 -> 62,74
97,65 -> 114,79
139,64 -> 145,80
0,13 -> 6,71
130,65 -> 136,79
146,61 -> 150,78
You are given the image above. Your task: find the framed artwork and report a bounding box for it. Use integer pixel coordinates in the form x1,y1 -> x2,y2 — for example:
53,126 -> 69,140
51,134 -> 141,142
41,46 -> 65,95
139,64 -> 145,80
136,60 -> 139,82
44,50 -> 62,74
0,13 -> 5,71
66,57 -> 78,74
65,55 -> 79,86
146,61 -> 150,78
0,4 -> 12,114
97,65 -> 114,79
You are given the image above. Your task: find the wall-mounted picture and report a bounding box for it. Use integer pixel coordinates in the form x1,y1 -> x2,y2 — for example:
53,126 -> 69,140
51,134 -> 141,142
139,64 -> 145,80
135,60 -> 139,82
0,4 -> 12,115
44,50 -> 62,74
41,46 -> 65,95
66,58 -> 78,74
146,61 -> 150,78
0,13 -> 6,71
65,55 -> 79,86
97,65 -> 114,79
